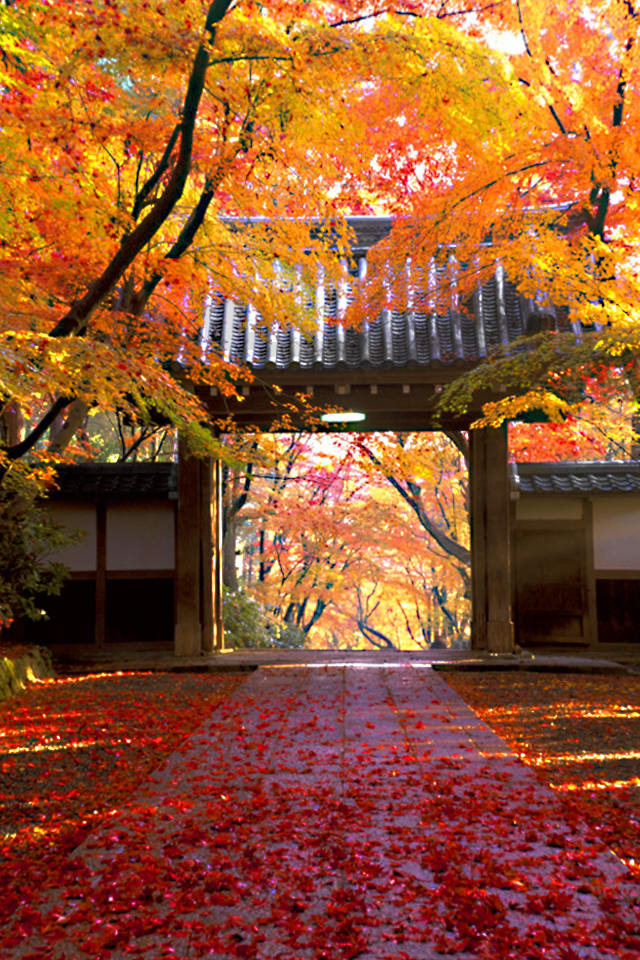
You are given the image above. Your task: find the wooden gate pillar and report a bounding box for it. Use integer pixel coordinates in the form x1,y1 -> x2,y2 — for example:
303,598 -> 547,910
469,425 -> 514,653
205,456 -> 224,652
175,438 -> 202,656
199,457 -> 214,653
175,440 -> 224,656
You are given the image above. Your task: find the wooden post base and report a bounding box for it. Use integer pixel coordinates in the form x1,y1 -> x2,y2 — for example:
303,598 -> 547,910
486,621 -> 514,654
174,620 -> 202,658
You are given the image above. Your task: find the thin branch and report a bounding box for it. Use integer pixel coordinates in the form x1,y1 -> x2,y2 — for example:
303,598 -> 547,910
515,0 -> 532,56
431,159 -> 564,233
359,441 -> 470,565
516,0 -> 568,135
131,124 -> 181,221
443,429 -> 469,464
329,1 -> 505,26
5,396 -> 73,460
50,0 -> 233,340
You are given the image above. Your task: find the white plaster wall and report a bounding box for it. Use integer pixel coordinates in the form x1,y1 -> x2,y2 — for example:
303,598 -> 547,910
44,503 -> 96,571
593,496 -> 640,570
106,501 -> 175,570
515,496 -> 583,521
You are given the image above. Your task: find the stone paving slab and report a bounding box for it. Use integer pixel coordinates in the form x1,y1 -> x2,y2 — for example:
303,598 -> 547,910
8,664 -> 640,959
49,643 -> 640,676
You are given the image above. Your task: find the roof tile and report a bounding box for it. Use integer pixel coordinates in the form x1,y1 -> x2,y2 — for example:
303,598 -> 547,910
516,461 -> 640,495
206,217 -> 552,372
50,463 -> 176,500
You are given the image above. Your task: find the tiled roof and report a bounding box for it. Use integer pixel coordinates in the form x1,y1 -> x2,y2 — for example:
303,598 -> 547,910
203,217 -> 573,373
50,463 -> 177,500
47,459 -> 640,501
515,461 -> 640,495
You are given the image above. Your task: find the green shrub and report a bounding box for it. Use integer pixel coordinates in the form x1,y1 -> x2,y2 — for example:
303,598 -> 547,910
222,587 -> 307,649
223,586 -> 271,648
0,645 -> 55,703
0,462 -> 77,630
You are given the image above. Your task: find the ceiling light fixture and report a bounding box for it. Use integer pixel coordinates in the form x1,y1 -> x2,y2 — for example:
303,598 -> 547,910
320,411 -> 366,423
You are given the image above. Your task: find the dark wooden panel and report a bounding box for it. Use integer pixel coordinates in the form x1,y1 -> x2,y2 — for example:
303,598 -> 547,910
514,526 -> 590,645
596,579 -> 640,643
106,578 -> 174,644
23,580 -> 96,646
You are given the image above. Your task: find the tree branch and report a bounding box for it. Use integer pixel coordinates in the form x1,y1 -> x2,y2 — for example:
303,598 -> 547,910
359,442 -> 471,565
5,396 -> 73,460
50,0 -> 233,339
131,124 -> 181,221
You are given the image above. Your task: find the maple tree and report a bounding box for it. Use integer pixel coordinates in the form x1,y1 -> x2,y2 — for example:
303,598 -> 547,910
7,0 -> 632,466
0,0 -> 403,626
1,0 -> 482,471
4,0 -> 640,639
349,0 -> 640,425
1,0 -> 517,627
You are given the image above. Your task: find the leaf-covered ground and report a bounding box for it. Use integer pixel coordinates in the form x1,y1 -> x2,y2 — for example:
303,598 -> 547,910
2,663 -> 640,959
0,669 -> 246,924
444,670 -> 640,879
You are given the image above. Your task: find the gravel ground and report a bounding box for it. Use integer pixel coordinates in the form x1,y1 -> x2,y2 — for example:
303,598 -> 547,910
445,670 -> 640,878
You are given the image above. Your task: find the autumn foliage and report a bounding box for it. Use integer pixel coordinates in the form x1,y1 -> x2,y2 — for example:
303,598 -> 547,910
351,0 -> 640,422
3,0 -> 640,640
4,0 -> 639,461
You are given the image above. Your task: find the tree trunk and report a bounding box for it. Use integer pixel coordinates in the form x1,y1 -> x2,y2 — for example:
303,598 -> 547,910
222,516 -> 238,590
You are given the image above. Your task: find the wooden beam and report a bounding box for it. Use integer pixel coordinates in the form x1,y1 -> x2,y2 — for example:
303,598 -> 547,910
583,497 -> 597,645
484,426 -> 514,652
469,430 -> 487,651
175,438 -> 202,657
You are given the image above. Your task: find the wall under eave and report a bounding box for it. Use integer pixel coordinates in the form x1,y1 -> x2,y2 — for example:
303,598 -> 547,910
592,496 -> 640,571
106,501 -> 174,571
44,500 -> 175,573
514,496 -> 583,521
45,502 -> 97,571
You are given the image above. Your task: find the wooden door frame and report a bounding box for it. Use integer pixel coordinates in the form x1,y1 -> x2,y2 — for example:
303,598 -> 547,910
175,424 -> 515,656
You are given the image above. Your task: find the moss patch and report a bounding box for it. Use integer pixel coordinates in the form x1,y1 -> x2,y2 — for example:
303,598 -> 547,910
0,646 -> 55,703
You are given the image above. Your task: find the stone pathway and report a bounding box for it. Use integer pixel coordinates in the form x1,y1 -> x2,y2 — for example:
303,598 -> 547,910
10,665 -> 640,958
